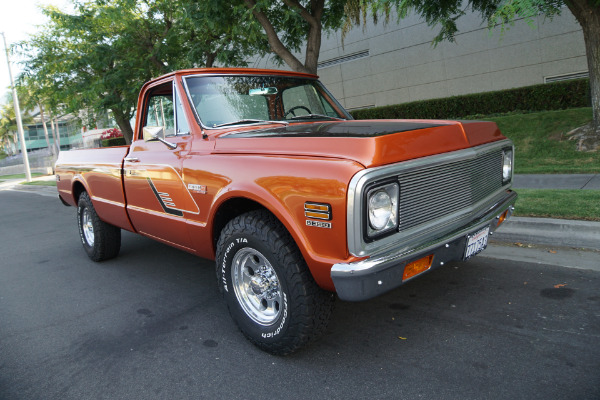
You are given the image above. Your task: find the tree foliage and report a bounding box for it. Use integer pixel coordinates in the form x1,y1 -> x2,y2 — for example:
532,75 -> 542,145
0,95 -> 33,155
19,0 -> 257,144
343,0 -> 563,44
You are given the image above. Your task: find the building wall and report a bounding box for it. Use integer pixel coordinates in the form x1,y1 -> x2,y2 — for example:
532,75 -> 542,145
24,119 -> 81,151
250,9 -> 587,110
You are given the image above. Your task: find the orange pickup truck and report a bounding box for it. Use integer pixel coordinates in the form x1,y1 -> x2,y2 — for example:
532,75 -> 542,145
55,68 -> 517,354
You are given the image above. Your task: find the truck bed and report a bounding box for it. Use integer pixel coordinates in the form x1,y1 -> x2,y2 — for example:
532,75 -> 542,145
56,146 -> 134,231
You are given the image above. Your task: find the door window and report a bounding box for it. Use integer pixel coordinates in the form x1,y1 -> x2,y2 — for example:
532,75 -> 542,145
143,81 -> 191,138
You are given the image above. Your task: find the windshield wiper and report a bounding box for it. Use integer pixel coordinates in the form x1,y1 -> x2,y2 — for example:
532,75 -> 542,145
288,114 -> 345,121
212,119 -> 289,128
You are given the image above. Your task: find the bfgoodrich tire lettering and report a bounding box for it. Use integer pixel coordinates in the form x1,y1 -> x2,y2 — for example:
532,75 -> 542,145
77,192 -> 121,262
216,210 -> 334,355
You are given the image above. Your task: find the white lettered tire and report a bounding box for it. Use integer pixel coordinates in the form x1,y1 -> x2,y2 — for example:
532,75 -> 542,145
77,192 -> 121,262
216,210 -> 334,355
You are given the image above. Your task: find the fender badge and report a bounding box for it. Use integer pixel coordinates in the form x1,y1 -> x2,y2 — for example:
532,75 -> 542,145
306,220 -> 331,229
188,184 -> 207,194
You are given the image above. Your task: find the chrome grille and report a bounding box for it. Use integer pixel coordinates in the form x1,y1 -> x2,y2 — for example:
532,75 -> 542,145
398,150 -> 503,232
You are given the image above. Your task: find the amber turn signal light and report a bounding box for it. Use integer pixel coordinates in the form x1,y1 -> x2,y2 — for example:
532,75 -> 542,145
497,209 -> 509,226
403,255 -> 434,281
304,202 -> 331,220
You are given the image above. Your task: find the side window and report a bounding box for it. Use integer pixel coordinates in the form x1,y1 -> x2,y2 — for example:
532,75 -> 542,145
319,94 -> 338,117
174,87 -> 190,135
144,83 -> 175,137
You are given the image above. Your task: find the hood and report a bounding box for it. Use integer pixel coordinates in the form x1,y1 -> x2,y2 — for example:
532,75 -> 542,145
213,120 -> 505,168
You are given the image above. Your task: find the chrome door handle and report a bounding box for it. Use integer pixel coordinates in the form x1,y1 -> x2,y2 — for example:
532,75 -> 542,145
124,157 -> 140,163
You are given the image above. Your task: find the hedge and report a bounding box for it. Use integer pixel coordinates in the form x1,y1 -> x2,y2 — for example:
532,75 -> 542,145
350,78 -> 591,120
102,137 -> 126,147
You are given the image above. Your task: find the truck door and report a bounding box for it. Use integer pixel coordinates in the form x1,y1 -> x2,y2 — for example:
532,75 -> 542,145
123,79 -> 198,252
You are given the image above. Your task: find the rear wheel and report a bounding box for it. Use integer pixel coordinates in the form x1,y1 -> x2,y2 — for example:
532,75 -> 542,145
216,210 -> 334,355
77,192 -> 121,261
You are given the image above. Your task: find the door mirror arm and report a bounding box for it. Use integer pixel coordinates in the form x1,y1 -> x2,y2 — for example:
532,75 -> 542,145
156,136 -> 177,150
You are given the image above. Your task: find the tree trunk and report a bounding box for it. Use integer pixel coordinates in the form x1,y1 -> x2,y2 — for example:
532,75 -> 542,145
300,0 -> 324,75
38,102 -> 55,158
206,52 -> 217,68
112,109 -> 133,145
567,0 -> 600,142
12,134 -> 18,155
244,0 -> 311,73
53,117 -> 61,151
48,112 -> 59,155
303,25 -> 322,75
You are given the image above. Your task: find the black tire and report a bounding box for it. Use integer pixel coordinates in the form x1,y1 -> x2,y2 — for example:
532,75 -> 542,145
77,192 -> 121,262
216,210 -> 334,355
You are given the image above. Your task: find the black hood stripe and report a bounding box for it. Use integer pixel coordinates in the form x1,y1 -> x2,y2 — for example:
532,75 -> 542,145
223,121 -> 449,139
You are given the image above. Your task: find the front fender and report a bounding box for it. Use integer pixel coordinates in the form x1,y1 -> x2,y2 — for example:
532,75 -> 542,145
190,155 -> 365,291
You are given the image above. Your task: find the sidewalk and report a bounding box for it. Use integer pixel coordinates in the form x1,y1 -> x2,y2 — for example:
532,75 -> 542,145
495,174 -> 600,252
0,174 -> 58,197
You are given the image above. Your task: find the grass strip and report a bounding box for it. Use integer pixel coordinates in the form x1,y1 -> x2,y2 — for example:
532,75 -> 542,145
21,180 -> 57,186
487,108 -> 600,174
514,189 -> 600,221
0,173 -> 44,180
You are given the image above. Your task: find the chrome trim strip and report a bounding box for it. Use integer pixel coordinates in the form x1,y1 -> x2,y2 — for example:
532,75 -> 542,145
346,140 -> 513,257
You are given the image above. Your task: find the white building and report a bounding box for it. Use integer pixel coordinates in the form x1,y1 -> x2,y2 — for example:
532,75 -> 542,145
252,9 -> 588,111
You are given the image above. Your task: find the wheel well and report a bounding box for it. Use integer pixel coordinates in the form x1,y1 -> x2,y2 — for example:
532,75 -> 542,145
212,198 -> 268,249
72,181 -> 86,204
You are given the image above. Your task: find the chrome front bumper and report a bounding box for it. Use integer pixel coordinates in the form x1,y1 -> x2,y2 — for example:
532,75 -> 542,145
331,190 -> 518,301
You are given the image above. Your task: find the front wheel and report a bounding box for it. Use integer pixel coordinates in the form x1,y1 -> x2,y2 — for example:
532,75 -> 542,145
77,192 -> 121,262
216,210 -> 334,355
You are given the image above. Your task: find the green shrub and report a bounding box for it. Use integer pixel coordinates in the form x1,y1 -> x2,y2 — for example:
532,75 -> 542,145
351,78 -> 591,120
102,137 -> 126,147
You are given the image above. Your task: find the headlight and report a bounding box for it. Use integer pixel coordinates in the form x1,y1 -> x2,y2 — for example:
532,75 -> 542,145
366,182 -> 399,239
502,148 -> 513,183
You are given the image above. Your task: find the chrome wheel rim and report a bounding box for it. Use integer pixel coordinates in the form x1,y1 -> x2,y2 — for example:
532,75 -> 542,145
231,247 -> 282,326
82,208 -> 94,246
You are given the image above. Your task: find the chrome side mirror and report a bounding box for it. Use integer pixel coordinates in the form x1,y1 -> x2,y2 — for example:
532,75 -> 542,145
143,126 -> 164,141
142,126 -> 177,150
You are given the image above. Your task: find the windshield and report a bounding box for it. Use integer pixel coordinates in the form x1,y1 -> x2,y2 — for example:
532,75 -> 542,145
183,75 -> 350,128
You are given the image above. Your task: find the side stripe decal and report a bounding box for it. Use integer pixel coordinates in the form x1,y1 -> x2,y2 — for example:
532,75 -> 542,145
147,178 -> 184,217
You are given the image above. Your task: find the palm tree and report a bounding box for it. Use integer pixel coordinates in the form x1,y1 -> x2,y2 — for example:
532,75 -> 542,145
16,76 -> 56,157
0,100 -> 33,155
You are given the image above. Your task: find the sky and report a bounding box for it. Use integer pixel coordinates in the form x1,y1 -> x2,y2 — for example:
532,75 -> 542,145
0,0 -> 72,102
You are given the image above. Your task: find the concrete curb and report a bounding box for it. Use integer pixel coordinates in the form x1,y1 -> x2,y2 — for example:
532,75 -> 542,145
482,243 -> 600,271
492,216 -> 600,251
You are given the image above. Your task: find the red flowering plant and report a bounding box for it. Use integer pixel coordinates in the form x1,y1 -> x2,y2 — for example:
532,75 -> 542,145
100,128 -> 126,147
100,128 -> 123,140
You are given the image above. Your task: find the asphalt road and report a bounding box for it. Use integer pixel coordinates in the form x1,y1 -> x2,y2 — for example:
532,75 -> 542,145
1,190 -> 599,400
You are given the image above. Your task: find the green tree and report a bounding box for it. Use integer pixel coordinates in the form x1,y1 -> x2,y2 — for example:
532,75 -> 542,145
21,1 -> 175,144
175,0 -> 259,68
0,103 -> 17,155
239,0 -> 348,74
0,98 -> 33,155
345,0 -> 600,150
15,75 -> 56,157
20,0 -> 256,144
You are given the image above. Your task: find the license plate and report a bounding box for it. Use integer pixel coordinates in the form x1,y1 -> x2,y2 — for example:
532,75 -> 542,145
464,226 -> 490,260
